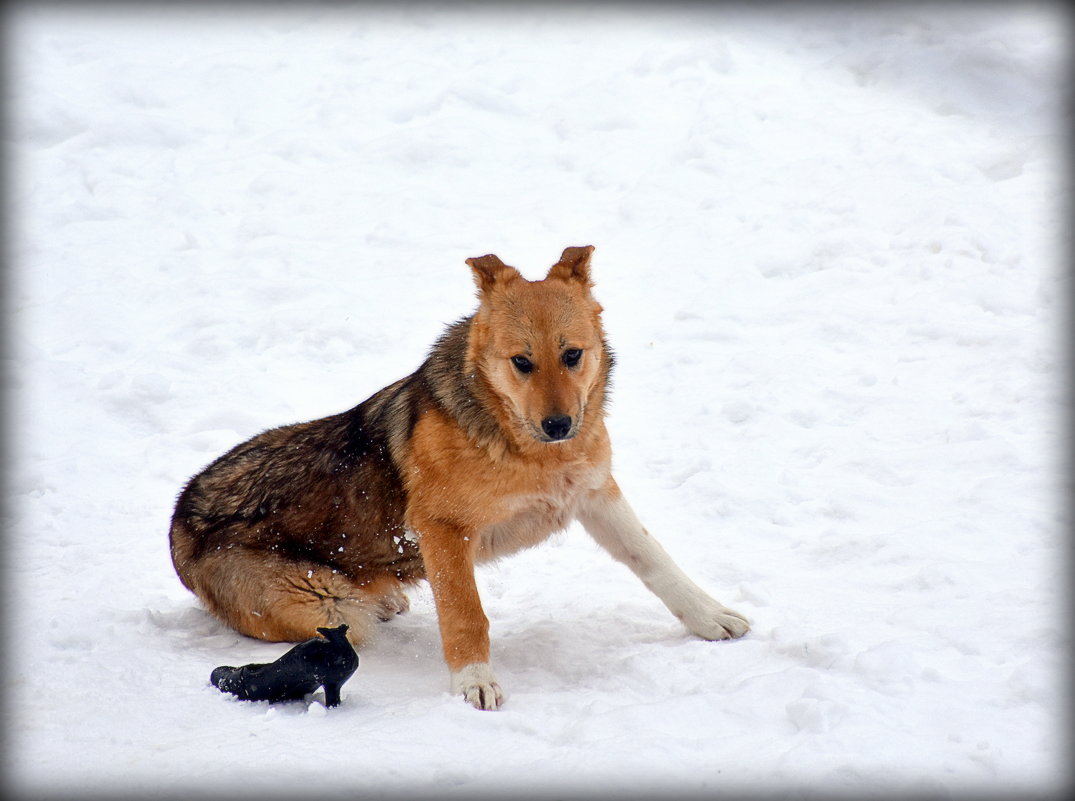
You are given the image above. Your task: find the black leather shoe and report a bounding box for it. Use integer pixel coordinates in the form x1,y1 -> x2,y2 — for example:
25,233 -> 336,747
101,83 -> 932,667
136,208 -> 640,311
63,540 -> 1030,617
211,624 -> 358,707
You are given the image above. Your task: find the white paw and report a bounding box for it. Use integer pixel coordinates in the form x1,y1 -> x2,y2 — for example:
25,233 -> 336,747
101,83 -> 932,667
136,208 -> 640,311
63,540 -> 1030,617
450,662 -> 504,711
683,603 -> 750,641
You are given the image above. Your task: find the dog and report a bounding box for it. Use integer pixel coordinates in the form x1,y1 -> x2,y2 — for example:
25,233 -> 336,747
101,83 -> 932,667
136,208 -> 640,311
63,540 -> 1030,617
170,245 -> 749,710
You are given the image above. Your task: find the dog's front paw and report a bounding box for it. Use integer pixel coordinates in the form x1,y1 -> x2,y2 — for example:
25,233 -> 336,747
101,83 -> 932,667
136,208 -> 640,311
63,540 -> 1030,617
450,662 -> 504,711
684,603 -> 750,641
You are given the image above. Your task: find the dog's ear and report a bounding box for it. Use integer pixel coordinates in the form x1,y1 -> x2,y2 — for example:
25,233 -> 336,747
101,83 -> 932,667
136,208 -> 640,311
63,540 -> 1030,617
467,253 -> 522,294
546,245 -> 595,286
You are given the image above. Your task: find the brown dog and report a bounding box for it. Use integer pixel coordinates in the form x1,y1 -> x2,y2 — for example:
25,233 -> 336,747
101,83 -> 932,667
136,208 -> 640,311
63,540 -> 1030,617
170,246 -> 749,709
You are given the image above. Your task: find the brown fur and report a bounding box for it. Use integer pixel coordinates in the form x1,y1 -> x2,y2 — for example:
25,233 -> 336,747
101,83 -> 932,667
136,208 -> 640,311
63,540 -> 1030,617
171,245 -> 748,709
171,246 -> 612,653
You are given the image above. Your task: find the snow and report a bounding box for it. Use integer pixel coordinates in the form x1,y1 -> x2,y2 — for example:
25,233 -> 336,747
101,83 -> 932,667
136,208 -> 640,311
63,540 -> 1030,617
4,2 -> 1068,798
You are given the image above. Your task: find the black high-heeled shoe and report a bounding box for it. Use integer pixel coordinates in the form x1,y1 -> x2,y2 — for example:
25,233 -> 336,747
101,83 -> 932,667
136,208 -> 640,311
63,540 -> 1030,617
210,624 -> 359,707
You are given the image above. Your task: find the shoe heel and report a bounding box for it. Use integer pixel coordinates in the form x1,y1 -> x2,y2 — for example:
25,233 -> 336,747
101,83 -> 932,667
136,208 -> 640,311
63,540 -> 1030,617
322,682 -> 342,707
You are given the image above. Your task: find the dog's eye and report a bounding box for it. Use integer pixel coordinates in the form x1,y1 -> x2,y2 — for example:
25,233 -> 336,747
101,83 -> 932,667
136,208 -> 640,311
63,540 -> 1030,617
562,349 -> 583,368
511,355 -> 534,374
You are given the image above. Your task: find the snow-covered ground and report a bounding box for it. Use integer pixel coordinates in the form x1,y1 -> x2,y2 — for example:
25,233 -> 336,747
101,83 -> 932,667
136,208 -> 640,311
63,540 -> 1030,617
4,3 -> 1069,798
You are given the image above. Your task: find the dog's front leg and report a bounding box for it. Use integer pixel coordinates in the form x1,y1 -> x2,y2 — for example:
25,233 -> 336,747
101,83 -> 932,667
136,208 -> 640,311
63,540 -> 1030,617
415,518 -> 504,710
576,477 -> 750,640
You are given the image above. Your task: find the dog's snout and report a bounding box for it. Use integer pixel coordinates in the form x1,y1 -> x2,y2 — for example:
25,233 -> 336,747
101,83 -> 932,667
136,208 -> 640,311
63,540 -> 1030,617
541,415 -> 573,441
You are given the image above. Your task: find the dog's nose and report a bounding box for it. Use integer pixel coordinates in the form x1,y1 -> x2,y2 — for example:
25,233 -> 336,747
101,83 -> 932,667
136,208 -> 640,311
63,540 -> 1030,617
541,415 -> 573,441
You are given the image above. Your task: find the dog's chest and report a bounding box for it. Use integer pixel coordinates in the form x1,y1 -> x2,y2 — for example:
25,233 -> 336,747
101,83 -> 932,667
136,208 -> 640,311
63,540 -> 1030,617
474,462 -> 606,562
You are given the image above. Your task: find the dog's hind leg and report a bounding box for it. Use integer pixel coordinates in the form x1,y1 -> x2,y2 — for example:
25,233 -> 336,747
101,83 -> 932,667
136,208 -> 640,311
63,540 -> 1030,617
576,477 -> 750,641
366,573 -> 411,621
185,548 -> 405,646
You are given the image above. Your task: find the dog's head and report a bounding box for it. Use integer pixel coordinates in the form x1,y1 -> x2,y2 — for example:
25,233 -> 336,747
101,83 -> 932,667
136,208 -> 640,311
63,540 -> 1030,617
466,245 -> 610,445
